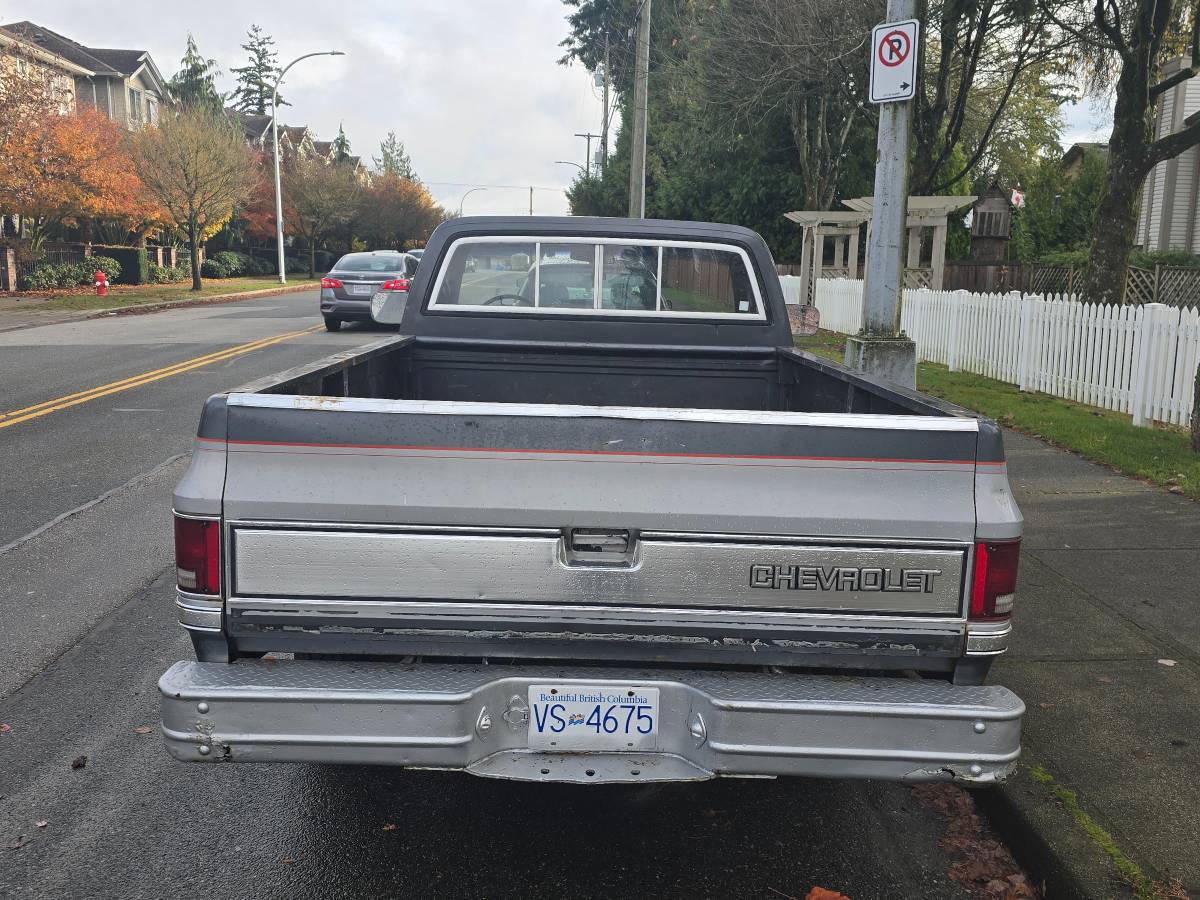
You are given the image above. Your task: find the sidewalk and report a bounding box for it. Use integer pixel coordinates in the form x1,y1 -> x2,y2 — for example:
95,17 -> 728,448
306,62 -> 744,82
989,430 -> 1199,897
0,282 -> 317,333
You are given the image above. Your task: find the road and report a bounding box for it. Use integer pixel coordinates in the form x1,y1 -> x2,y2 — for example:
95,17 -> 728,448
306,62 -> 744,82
0,293 -> 991,899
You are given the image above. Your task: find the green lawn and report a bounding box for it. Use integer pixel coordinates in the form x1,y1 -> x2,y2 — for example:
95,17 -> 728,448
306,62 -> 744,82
795,331 -> 1200,500
33,277 -> 319,312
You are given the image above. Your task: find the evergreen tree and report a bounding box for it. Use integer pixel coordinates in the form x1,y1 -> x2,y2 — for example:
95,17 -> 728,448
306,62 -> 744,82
332,123 -> 352,163
229,25 -> 283,115
373,131 -> 415,179
168,34 -> 223,111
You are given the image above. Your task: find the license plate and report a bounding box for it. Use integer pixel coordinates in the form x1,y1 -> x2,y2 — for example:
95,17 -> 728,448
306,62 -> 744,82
527,684 -> 659,751
350,283 -> 373,296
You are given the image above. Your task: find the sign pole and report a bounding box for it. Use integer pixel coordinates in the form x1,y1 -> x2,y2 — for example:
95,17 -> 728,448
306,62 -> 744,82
847,0 -> 920,388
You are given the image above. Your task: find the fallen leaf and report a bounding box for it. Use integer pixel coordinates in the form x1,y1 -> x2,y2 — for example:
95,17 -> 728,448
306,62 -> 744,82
0,723 -> 11,734
70,755 -> 87,770
381,823 -> 396,832
35,821 -> 47,829
1097,676 -> 1114,684
132,726 -> 152,734
1157,658 -> 1178,667
5,835 -> 29,850
1168,486 -> 1184,495
281,856 -> 296,865
805,889 -> 851,900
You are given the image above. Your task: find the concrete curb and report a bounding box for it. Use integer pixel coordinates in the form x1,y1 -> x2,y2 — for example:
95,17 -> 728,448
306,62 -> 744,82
0,283 -> 318,333
974,763 -> 1133,899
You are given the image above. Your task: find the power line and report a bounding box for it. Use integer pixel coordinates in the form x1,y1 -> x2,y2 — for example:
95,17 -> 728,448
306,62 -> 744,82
424,181 -> 565,192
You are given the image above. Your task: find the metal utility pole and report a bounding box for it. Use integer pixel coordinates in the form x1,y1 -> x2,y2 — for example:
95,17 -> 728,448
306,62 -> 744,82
628,0 -> 651,218
574,132 -> 601,176
529,186 -> 534,216
845,0 -> 919,387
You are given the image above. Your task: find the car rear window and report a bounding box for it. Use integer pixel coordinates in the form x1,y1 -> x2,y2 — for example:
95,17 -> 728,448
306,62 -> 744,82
430,238 -> 763,319
334,254 -> 407,273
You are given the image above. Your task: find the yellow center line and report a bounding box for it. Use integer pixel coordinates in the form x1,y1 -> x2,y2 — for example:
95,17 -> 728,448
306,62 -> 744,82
0,324 -> 323,430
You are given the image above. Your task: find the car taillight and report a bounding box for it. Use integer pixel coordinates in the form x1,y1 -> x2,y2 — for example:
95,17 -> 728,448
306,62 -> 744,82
970,539 -> 1019,621
381,278 -> 410,291
321,277 -> 342,289
175,515 -> 220,595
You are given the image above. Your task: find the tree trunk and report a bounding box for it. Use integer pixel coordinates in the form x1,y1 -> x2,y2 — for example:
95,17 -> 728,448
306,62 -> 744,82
188,221 -> 202,292
1080,170 -> 1142,305
309,243 -> 316,279
1193,361 -> 1200,452
1080,57 -> 1154,305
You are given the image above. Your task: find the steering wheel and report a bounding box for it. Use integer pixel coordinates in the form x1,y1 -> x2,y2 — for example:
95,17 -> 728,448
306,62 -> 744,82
483,293 -> 534,307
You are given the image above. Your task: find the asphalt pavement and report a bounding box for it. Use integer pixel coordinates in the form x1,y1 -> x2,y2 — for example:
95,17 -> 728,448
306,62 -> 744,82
1,294 -> 994,899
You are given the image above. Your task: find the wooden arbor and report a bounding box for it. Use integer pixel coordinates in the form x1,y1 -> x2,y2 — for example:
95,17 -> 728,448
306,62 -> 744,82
785,196 -> 975,300
782,210 -> 870,304
841,195 -> 975,290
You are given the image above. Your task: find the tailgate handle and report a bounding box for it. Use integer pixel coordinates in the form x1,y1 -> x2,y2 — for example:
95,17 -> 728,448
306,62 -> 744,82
563,528 -> 636,567
569,528 -> 631,554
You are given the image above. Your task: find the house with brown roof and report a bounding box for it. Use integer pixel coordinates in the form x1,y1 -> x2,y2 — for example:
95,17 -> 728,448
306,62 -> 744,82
0,21 -> 170,128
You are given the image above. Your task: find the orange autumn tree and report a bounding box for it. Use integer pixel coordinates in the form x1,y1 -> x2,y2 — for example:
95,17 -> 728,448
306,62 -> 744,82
0,106 -> 156,251
356,173 -> 445,251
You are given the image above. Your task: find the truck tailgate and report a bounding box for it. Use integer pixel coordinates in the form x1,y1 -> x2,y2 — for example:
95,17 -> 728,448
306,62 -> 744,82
209,395 -> 982,618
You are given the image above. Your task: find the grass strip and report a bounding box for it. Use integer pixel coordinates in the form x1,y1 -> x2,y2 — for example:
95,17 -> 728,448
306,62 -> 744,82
28,277 -> 320,312
794,332 -> 1200,500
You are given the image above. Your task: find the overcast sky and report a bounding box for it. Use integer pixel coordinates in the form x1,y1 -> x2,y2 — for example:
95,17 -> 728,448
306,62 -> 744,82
10,0 -> 605,216
12,1 -> 1116,210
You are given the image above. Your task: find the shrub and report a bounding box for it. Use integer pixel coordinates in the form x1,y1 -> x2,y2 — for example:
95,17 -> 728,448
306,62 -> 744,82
212,250 -> 254,276
148,263 -> 175,284
89,255 -> 123,282
172,261 -> 192,280
1129,249 -> 1200,269
23,264 -> 63,291
285,256 -> 308,274
201,258 -> 230,278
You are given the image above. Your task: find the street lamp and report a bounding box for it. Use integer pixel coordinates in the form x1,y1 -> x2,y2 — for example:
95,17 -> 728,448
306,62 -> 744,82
554,160 -> 586,176
272,50 -> 345,285
457,186 -> 487,217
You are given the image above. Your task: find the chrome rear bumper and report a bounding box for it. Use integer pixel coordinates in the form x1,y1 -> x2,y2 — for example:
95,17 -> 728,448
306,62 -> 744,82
159,660 -> 1022,785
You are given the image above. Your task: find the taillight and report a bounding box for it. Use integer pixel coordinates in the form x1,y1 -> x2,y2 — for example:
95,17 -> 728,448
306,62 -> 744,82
321,277 -> 342,289
970,539 -> 1019,621
175,515 -> 220,595
381,278 -> 410,292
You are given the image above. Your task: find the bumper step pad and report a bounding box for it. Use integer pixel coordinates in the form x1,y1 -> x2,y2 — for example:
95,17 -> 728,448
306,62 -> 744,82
159,660 -> 1023,784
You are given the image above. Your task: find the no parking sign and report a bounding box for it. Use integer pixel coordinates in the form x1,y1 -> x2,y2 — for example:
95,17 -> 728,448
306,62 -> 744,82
868,19 -> 919,104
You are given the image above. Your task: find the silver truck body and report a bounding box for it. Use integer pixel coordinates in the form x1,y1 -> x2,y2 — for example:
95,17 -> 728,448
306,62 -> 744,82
161,217 -> 1023,784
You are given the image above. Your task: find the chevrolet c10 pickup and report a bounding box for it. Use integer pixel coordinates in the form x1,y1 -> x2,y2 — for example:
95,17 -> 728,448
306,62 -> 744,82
159,216 -> 1024,785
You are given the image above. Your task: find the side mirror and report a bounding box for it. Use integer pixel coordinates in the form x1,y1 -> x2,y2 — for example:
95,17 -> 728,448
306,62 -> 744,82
788,303 -> 820,337
370,291 -> 407,326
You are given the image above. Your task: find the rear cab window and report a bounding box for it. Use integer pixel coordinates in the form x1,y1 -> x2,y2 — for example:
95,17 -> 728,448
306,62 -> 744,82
430,237 -> 763,319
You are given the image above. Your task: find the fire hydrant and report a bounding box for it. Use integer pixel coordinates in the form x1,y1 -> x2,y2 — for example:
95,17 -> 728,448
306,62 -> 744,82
94,270 -> 108,296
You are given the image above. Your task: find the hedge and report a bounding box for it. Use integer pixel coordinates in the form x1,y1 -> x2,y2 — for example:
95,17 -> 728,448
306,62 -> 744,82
100,246 -> 149,284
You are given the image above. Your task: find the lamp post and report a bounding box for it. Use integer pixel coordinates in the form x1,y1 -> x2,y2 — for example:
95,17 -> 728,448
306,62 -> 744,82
554,160 -> 586,176
273,50 -> 344,285
456,186 -> 487,217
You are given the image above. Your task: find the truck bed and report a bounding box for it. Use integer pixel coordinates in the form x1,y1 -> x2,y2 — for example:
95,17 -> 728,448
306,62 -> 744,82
237,334 -> 965,418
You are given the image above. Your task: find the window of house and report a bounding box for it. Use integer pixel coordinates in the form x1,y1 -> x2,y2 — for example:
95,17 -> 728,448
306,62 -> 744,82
430,237 -> 763,319
129,88 -> 142,125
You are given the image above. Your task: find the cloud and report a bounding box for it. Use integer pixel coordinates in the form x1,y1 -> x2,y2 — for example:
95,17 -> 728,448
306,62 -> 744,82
18,0 -> 605,214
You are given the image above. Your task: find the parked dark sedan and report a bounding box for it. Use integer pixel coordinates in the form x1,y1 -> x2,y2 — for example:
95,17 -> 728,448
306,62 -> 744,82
320,251 -> 419,331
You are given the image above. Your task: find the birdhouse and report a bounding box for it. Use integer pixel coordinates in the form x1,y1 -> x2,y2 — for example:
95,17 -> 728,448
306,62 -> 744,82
969,183 -> 1014,263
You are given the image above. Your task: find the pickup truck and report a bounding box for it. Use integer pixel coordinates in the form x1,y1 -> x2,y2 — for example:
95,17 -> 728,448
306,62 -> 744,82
160,216 -> 1024,785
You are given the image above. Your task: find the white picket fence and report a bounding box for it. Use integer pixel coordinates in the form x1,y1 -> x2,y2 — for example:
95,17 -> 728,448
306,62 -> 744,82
790,277 -> 1200,428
